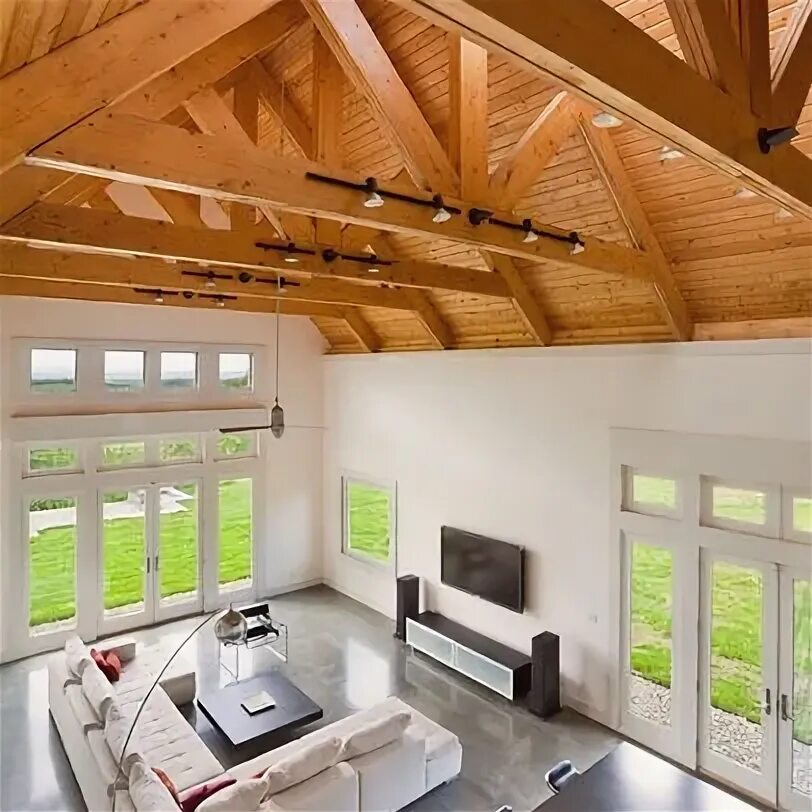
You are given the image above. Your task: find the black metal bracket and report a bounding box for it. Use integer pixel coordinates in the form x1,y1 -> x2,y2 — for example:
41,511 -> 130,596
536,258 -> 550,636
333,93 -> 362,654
255,241 -> 318,258
757,126 -> 798,154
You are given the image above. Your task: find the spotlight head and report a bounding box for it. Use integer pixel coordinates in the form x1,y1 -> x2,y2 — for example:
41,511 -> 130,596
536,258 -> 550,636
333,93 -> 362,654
366,254 -> 381,273
431,195 -> 452,224
468,207 -> 492,226
521,218 -> 538,244
204,272 -> 216,289
283,242 -> 299,264
182,291 -> 194,300
363,177 -> 385,208
591,111 -> 623,129
214,297 -> 225,308
238,271 -> 254,284
757,126 -> 798,154
569,233 -> 585,255
154,291 -> 164,304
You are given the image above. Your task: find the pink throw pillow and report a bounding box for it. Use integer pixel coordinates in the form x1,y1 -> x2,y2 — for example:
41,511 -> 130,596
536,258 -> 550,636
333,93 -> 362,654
178,776 -> 236,812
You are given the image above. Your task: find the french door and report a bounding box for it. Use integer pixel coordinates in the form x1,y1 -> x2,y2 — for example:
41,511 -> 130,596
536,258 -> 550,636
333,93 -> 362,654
99,480 -> 203,634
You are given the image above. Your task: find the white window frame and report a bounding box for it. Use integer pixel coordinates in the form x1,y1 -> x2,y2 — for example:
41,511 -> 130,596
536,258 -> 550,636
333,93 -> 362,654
781,486 -> 812,544
699,476 -> 780,539
211,431 -> 259,461
24,441 -> 83,477
341,473 -> 397,569
622,466 -> 682,519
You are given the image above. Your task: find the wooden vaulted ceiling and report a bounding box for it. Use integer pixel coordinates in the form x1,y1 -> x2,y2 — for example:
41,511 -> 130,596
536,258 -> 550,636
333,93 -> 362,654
0,0 -> 810,353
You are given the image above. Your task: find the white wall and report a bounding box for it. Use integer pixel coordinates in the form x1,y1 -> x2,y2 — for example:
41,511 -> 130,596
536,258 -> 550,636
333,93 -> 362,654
0,296 -> 327,614
322,339 -> 812,723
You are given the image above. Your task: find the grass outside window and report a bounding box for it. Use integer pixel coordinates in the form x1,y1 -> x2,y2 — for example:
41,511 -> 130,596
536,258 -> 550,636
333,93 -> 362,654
344,479 -> 393,565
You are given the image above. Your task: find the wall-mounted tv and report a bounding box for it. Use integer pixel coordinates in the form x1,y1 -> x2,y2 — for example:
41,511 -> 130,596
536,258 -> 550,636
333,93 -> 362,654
440,526 -> 525,613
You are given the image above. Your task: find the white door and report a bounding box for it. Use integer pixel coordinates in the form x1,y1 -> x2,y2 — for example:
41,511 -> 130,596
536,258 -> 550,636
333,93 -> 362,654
778,568 -> 812,811
698,552 -> 779,805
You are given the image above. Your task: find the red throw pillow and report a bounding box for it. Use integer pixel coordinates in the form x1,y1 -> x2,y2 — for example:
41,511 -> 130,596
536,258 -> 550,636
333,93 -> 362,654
89,648 -> 119,683
178,776 -> 236,812
104,651 -> 122,682
153,767 -> 181,807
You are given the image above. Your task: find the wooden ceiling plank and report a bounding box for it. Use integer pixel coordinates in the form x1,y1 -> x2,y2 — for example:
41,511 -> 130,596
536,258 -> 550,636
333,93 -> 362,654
727,0 -> 771,118
343,308 -> 381,351
313,32 -> 345,166
77,0 -> 111,36
770,0 -> 812,126
1,0 -> 44,75
53,0 -> 94,47
300,0 -> 459,192
405,288 -> 454,348
488,91 -> 578,210
245,58 -> 314,159
694,316 -> 812,340
27,113 -> 655,281
574,106 -> 693,341
0,0 -> 17,66
0,0 -> 278,173
448,35 -> 489,201
149,188 -> 205,228
1,202 -> 513,298
482,250 -> 553,345
28,0 -> 71,62
389,0 -> 812,218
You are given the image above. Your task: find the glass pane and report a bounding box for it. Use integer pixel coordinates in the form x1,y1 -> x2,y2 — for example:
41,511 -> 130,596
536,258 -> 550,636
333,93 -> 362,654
216,433 -> 254,458
632,474 -> 677,512
712,485 -> 766,525
160,352 -> 197,389
103,489 -> 146,616
31,348 -> 76,393
28,446 -> 79,474
29,496 -> 77,633
347,481 -> 392,563
104,350 -> 145,392
159,484 -> 198,605
793,497 -> 812,534
707,561 -> 765,772
792,578 -> 812,798
218,478 -> 252,588
101,441 -> 146,468
219,353 -> 253,390
159,438 -> 200,464
627,540 -> 672,726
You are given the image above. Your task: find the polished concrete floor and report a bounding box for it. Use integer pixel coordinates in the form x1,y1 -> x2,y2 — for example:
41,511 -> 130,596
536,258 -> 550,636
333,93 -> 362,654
0,586 -> 617,811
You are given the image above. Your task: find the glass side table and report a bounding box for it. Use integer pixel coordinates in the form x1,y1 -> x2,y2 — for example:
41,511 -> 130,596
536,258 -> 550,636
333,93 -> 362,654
217,602 -> 288,682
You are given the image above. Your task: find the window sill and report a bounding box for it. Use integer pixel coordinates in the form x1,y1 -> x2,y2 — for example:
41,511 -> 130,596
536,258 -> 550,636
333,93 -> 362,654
341,549 -> 394,572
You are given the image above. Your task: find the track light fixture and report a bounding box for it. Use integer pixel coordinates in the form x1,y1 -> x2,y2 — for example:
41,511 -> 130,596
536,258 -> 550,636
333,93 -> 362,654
363,177 -> 385,208
284,243 -> 300,263
367,255 -> 381,273
468,207 -> 492,226
431,195 -> 452,224
204,271 -> 216,288
521,218 -> 539,244
757,126 -> 798,154
569,233 -> 586,255
255,241 -> 316,262
214,296 -> 225,308
155,291 -> 164,304
136,287 -> 178,303
238,272 -> 254,284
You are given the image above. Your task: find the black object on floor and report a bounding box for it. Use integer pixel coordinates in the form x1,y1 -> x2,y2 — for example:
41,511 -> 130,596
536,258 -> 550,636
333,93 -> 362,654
527,631 -> 561,718
395,574 -> 420,640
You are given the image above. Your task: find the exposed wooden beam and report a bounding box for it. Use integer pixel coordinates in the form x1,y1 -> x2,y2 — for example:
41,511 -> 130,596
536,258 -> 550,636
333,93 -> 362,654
488,92 -> 577,210
770,0 -> 812,126
574,106 -> 692,341
726,0 -> 771,117
390,0 -> 812,218
693,316 -> 812,340
343,308 -> 381,352
244,58 -> 314,159
0,203 -> 513,298
300,0 -> 458,192
27,113 -> 655,280
0,275 -> 345,318
42,174 -> 107,206
665,0 -> 749,102
149,188 -> 205,228
312,33 -> 345,166
231,79 -> 261,229
447,36 -> 489,201
482,251 -> 552,345
0,240 -> 415,311
0,0 -> 277,173
405,289 -> 454,348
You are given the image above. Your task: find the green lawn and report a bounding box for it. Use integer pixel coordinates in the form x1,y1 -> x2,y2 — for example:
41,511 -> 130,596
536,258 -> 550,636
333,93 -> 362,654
346,481 -> 391,563
630,479 -> 812,742
28,478 -> 253,626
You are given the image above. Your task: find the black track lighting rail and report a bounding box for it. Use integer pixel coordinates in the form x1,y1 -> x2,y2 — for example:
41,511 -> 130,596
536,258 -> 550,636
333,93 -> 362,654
321,248 -> 393,266
255,241 -> 318,258
253,275 -> 302,288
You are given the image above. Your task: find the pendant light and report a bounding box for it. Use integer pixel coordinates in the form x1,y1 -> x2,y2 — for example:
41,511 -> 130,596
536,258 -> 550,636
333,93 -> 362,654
271,294 -> 285,439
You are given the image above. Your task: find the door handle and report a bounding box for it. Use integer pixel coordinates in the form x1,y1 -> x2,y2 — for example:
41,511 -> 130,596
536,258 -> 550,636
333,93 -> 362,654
155,555 -> 159,572
761,688 -> 772,715
781,694 -> 796,722
146,557 -> 150,574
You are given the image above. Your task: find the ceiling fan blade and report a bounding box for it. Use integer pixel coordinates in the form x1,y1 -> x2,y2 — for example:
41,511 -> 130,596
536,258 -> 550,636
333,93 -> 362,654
219,425 -> 272,434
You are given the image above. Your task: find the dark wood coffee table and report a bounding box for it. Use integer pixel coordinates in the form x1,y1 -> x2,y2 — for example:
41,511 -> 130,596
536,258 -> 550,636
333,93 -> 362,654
197,671 -> 323,748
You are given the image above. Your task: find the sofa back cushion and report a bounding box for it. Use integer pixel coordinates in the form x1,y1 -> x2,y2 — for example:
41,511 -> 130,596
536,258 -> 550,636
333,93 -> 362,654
196,778 -> 268,811
262,736 -> 342,797
129,760 -> 180,811
81,662 -> 115,720
65,635 -> 93,678
104,702 -> 142,775
339,710 -> 412,760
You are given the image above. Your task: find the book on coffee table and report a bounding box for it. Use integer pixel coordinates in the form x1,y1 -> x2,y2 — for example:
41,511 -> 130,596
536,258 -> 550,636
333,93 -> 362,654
241,690 -> 275,715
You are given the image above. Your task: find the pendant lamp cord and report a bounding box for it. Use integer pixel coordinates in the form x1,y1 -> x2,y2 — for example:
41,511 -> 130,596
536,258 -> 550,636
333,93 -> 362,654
275,294 -> 280,405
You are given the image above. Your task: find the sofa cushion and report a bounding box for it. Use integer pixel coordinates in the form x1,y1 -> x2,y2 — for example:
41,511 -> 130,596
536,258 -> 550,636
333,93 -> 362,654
263,736 -> 342,797
65,636 -> 93,678
179,776 -> 236,812
86,728 -> 120,785
263,763 -> 357,812
338,709 -> 411,760
104,702 -> 143,775
197,778 -> 268,812
129,759 -> 181,811
65,683 -> 101,732
81,663 -> 115,720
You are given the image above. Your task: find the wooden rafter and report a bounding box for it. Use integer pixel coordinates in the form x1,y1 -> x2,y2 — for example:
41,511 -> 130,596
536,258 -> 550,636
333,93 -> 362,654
26,114 -> 655,281
312,33 -> 344,166
149,188 -> 205,228
447,35 -> 489,201
300,0 -> 458,192
770,0 -> 812,126
390,0 -> 812,218
488,92 -> 577,210
726,0 -> 771,117
231,79 -> 261,229
0,203 -> 512,298
405,290 -> 453,349
664,0 -> 748,102
573,107 -> 692,341
343,308 -> 381,352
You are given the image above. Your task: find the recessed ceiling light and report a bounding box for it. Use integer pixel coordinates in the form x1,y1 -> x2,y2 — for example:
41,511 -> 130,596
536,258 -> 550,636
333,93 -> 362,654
591,111 -> 623,129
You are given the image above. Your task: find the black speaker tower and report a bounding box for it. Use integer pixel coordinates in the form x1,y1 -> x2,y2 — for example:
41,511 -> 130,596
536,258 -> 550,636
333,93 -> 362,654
527,631 -> 561,718
395,574 -> 420,640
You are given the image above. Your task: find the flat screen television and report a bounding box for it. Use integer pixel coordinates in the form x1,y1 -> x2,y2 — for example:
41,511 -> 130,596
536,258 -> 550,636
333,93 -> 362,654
440,526 -> 524,613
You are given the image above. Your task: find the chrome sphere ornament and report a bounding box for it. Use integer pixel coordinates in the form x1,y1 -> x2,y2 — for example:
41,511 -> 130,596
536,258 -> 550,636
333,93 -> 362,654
214,604 -> 247,644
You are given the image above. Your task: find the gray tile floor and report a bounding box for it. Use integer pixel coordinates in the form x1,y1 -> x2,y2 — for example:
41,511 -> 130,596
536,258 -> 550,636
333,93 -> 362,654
0,586 -> 617,812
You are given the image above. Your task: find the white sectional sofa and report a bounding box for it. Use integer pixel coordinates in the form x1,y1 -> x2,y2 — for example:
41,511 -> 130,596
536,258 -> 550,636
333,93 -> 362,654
48,636 -> 462,811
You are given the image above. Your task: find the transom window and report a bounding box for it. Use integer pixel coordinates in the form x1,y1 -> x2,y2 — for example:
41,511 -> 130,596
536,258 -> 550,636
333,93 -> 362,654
159,437 -> 201,465
100,441 -> 147,469
219,353 -> 253,391
160,352 -> 198,390
342,476 -> 395,566
30,348 -> 76,393
623,469 -> 680,518
27,445 -> 81,476
104,350 -> 145,392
